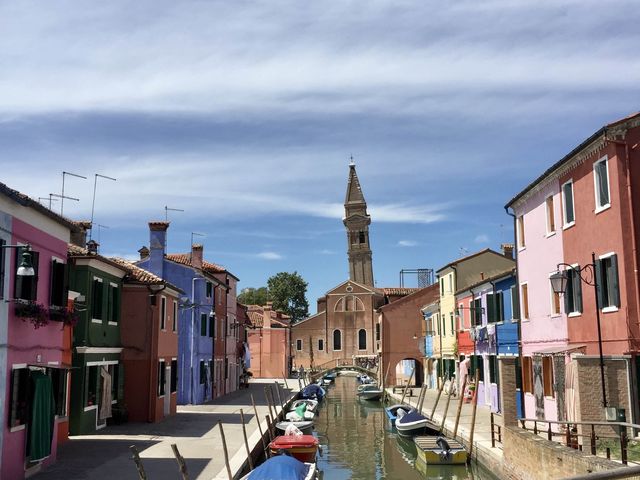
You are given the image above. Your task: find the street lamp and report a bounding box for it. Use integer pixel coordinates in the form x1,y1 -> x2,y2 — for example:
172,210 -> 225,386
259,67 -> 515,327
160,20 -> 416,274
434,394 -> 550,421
1,244 -> 35,277
550,253 -> 607,408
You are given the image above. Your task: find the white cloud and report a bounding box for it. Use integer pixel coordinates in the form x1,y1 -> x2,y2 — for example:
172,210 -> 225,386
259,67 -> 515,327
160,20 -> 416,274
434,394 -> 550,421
318,249 -> 336,255
474,234 -> 490,244
397,240 -> 418,247
256,251 -> 283,260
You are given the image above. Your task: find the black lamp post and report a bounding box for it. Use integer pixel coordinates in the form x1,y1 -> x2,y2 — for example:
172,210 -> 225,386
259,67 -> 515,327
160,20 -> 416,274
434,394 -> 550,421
549,252 -> 607,408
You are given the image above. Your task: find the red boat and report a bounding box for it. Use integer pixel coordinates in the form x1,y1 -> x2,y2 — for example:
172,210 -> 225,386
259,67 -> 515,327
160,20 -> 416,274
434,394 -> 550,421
269,435 -> 319,463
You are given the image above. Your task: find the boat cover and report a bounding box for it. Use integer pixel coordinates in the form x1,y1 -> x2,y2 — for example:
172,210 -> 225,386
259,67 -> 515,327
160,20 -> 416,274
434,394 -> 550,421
271,435 -> 319,449
301,384 -> 324,400
248,455 -> 308,480
397,409 -> 426,425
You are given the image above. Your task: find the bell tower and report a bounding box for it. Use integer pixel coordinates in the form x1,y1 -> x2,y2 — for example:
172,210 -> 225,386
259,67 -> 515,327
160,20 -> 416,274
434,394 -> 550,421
344,161 -> 374,286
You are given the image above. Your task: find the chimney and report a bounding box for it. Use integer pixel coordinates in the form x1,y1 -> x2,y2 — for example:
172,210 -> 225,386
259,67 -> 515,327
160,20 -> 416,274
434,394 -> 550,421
138,246 -> 150,260
86,240 -> 99,255
148,221 -> 169,276
191,244 -> 203,270
480,272 -> 485,280
71,221 -> 92,247
501,243 -> 514,259
263,302 -> 272,328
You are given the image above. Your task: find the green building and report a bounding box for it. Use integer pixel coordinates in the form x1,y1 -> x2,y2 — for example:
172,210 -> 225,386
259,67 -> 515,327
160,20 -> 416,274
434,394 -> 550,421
68,242 -> 128,435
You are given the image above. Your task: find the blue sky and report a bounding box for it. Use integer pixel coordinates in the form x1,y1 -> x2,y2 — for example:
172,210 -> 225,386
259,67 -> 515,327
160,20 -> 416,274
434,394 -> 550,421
1,0 -> 639,311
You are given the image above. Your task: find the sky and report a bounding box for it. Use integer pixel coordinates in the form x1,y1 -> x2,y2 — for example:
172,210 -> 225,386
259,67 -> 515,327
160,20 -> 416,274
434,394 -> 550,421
1,0 -> 639,311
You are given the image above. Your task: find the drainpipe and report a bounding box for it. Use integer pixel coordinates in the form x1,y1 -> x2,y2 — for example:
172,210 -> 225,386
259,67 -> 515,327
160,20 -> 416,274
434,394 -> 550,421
505,205 -> 525,418
489,279 -> 500,412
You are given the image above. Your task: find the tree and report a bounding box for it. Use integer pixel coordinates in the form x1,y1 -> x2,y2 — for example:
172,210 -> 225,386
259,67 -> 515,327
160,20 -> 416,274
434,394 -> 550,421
267,271 -> 309,323
238,287 -> 269,306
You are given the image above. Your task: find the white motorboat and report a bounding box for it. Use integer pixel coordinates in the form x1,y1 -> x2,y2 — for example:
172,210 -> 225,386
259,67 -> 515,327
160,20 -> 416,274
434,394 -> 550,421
290,399 -> 319,413
275,419 -> 314,435
395,408 -> 441,437
286,409 -> 315,421
356,384 -> 383,401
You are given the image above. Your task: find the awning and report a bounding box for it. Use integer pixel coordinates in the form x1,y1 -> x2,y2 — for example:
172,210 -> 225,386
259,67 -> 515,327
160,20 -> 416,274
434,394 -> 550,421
532,344 -> 587,356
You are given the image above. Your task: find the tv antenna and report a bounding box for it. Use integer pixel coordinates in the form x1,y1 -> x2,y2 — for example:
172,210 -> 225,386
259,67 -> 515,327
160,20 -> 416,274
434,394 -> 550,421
165,206 -> 184,221
61,171 -> 87,216
89,173 -> 117,241
38,196 -> 59,209
95,224 -> 109,243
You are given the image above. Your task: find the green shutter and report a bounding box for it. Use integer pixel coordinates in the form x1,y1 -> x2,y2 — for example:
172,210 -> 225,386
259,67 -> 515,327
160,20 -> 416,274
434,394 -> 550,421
575,271 -> 583,312
487,293 -> 495,323
595,259 -> 603,308
511,286 -> 520,320
564,272 -> 572,313
610,254 -> 620,308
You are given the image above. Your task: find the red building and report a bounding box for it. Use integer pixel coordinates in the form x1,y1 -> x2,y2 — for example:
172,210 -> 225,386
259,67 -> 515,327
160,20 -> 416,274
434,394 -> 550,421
456,291 -> 475,358
112,258 -> 182,423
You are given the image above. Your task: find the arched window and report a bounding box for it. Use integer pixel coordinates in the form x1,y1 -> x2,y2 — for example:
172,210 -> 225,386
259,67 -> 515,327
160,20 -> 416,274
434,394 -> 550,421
358,329 -> 367,350
333,329 -> 342,351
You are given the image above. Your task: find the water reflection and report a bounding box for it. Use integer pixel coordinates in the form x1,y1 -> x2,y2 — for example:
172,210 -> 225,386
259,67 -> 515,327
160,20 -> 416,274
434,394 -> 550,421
314,376 -> 497,480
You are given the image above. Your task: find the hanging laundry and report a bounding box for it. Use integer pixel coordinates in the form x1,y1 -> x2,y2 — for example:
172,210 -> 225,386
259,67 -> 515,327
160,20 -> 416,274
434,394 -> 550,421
99,366 -> 113,420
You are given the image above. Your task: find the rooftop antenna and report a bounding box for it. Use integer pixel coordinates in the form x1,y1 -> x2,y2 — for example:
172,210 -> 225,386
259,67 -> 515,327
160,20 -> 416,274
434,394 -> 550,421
459,247 -> 469,257
89,173 -> 117,241
95,224 -> 109,244
49,193 -> 79,213
38,196 -> 59,209
61,171 -> 87,216
165,205 -> 184,221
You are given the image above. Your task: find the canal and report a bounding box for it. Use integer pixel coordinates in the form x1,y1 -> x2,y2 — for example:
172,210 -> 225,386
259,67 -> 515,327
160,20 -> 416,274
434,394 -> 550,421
313,375 -> 499,480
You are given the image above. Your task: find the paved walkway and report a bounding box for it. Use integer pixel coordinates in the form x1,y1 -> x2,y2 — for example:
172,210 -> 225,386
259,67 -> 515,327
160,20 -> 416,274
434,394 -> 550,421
34,379 -> 297,480
386,385 -> 504,471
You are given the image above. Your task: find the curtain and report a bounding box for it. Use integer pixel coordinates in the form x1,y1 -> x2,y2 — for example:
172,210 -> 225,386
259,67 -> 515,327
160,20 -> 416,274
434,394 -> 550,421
99,366 -> 113,420
28,371 -> 55,461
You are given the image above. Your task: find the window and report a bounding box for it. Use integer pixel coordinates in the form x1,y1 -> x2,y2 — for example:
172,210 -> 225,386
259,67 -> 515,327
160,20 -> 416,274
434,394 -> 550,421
517,216 -> 525,248
550,276 -> 561,315
440,278 -> 444,295
0,239 -> 5,299
596,254 -> 620,309
50,258 -> 66,307
359,231 -> 366,244
209,315 -> 214,338
458,304 -> 465,330
488,355 -> 498,384
107,283 -> 119,324
158,361 -> 166,396
545,196 -> 555,234
564,267 -> 583,314
15,248 -> 39,301
448,275 -> 453,293
375,323 -> 380,341
442,313 -> 446,336
296,339 -> 302,351
562,180 -> 575,226
318,339 -> 324,351
209,360 -> 214,386
160,296 -> 167,330
486,292 -> 504,323
520,283 -> 529,319
172,301 -> 178,332
225,357 -> 229,379
86,366 -> 98,407
170,359 -> 178,393
49,368 -> 68,417
472,298 -> 482,326
510,286 -> 519,320
450,313 -> 454,336
206,281 -> 213,298
358,329 -> 366,350
333,329 -> 342,351
542,357 -> 554,398
199,360 -> 205,384
594,156 -> 610,211
522,356 -> 533,394
201,313 -> 207,336
8,367 -> 29,428
91,278 -> 103,320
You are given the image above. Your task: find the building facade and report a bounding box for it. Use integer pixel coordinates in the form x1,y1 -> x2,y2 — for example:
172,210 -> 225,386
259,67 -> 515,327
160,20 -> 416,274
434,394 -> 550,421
246,302 -> 291,378
0,183 -> 77,480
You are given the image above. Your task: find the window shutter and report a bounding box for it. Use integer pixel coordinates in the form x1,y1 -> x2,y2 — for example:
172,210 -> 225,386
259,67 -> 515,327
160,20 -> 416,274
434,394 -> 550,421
511,286 -> 519,320
117,364 -> 125,400
487,294 -> 495,323
575,272 -> 583,312
610,254 -> 620,308
595,259 -> 603,308
0,239 -> 5,299
564,273 -> 571,314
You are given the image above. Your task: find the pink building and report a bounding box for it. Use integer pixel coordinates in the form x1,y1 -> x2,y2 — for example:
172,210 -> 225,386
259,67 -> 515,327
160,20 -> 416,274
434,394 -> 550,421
0,183 -> 77,479
246,303 -> 291,378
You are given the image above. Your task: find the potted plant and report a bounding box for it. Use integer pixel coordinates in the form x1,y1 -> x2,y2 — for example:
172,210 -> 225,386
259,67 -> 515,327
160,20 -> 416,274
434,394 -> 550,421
14,300 -> 49,329
49,306 -> 79,327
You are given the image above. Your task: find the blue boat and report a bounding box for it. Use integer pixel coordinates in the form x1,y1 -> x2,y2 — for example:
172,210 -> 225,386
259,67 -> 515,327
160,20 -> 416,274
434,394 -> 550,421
384,404 -> 410,426
395,408 -> 441,437
242,455 -> 317,480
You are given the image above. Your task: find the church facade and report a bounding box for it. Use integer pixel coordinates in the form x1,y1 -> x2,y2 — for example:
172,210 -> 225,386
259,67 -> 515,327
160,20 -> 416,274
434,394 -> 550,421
291,164 -> 416,369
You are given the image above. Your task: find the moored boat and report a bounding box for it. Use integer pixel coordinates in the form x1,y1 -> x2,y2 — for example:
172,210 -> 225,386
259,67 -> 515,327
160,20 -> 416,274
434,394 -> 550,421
356,384 -> 383,401
276,420 -> 314,435
269,434 -> 319,462
395,408 -> 440,436
241,455 -> 317,480
290,399 -> 318,413
286,410 -> 315,421
384,404 -> 410,426
300,384 -> 325,401
414,435 -> 468,465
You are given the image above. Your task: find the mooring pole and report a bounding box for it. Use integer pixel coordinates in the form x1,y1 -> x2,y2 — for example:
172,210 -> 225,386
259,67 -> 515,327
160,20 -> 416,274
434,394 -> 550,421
468,370 -> 481,460
218,422 -> 233,480
430,374 -> 446,419
453,374 -> 468,439
240,409 -> 254,470
400,367 -> 416,405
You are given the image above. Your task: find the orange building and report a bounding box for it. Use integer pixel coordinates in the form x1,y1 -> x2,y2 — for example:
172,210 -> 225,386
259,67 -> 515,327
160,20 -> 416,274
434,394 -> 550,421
246,303 -> 291,378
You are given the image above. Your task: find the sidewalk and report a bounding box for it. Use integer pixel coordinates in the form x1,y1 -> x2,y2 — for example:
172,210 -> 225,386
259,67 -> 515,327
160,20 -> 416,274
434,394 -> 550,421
387,385 -> 504,473
33,379 -> 297,480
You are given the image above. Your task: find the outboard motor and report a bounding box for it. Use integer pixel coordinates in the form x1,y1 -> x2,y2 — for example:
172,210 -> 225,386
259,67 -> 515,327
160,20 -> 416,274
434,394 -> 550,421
436,436 -> 452,461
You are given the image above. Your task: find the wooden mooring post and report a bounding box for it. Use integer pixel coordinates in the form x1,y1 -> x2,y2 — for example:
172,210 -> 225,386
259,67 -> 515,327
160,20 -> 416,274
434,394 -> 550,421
282,373 -> 289,390
400,367 -> 415,405
240,409 -> 254,470
468,370 -> 481,460
171,444 -> 189,480
251,394 -> 268,457
439,376 -> 454,432
129,445 -> 147,480
453,374 -> 468,438
430,375 -> 446,419
218,422 -> 233,480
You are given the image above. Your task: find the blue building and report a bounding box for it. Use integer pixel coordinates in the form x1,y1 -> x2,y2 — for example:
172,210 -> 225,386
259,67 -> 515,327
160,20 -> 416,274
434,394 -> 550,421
137,222 -> 225,405
421,299 -> 440,389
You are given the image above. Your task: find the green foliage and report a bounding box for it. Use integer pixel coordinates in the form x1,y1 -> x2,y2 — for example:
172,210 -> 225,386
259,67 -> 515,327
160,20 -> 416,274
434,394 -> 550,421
238,286 -> 269,306
267,271 -> 309,323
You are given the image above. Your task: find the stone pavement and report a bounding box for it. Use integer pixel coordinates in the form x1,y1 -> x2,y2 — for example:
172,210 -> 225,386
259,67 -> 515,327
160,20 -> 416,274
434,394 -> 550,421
33,379 -> 297,480
387,385 -> 505,473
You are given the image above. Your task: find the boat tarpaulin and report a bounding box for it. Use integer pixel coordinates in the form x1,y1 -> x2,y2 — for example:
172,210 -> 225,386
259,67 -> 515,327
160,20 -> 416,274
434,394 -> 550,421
248,455 -> 308,479
397,409 -> 426,425
28,371 -> 56,461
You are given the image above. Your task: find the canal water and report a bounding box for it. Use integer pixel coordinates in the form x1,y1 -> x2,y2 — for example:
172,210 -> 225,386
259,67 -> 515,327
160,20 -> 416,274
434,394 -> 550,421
313,376 -> 499,480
